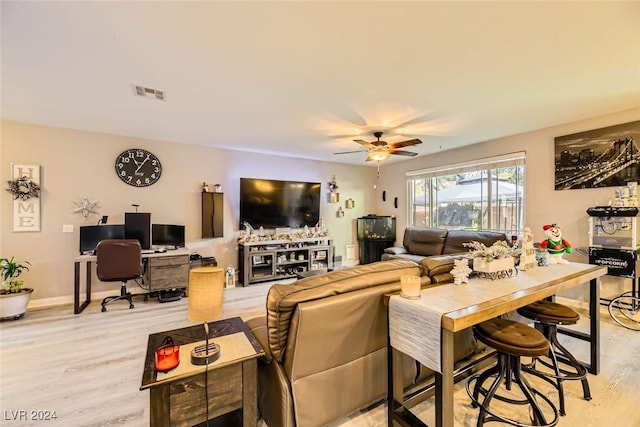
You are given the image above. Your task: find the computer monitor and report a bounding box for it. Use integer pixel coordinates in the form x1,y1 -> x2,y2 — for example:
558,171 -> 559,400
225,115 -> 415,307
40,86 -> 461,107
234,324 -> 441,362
79,225 -> 125,254
152,224 -> 186,249
125,212 -> 151,250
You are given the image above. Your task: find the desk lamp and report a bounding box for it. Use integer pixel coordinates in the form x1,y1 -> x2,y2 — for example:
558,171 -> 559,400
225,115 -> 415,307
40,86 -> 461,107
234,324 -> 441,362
188,267 -> 224,365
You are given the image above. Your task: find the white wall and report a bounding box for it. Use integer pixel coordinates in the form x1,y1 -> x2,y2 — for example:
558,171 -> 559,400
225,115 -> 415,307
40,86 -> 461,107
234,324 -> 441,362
4,107 -> 639,306
1,120 -> 376,304
376,107 -> 640,301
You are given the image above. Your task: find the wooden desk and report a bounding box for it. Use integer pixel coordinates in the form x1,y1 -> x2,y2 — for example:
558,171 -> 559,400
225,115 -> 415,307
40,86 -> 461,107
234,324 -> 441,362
387,262 -> 607,427
140,317 -> 264,427
73,248 -> 190,314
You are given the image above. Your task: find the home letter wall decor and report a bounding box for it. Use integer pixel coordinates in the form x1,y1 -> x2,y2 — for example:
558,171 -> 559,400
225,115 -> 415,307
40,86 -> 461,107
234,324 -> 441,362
10,163 -> 41,232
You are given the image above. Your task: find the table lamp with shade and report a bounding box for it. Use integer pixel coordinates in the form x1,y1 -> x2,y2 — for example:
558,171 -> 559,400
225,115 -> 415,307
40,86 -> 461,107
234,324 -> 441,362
188,267 -> 225,365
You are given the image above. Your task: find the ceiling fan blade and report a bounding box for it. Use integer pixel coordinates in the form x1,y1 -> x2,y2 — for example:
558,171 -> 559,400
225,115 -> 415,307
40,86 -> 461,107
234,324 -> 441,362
334,149 -> 368,155
389,139 -> 422,149
353,139 -> 373,147
389,149 -> 418,157
388,112 -> 435,129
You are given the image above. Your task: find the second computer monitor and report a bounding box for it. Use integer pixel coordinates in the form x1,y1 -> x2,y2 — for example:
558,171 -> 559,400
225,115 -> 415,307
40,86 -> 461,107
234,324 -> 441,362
152,224 -> 186,249
125,212 -> 151,250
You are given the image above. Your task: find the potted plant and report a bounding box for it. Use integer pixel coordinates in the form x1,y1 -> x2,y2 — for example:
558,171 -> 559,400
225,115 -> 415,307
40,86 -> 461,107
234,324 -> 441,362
0,257 -> 33,320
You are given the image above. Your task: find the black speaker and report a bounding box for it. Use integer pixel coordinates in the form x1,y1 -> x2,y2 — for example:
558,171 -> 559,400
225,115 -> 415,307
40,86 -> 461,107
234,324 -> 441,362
125,212 -> 151,249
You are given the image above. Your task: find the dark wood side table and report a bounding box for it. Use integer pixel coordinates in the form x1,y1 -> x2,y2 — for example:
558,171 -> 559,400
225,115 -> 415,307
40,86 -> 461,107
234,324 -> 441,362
140,317 -> 264,427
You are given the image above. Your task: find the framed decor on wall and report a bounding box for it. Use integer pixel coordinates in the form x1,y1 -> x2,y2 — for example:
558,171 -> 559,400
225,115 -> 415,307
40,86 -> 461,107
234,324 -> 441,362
8,163 -> 41,232
554,120 -> 640,190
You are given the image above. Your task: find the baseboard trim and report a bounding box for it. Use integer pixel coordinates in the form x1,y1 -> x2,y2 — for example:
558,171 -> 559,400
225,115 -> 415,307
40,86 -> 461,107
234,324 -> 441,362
27,290 -> 147,310
555,296 -> 589,311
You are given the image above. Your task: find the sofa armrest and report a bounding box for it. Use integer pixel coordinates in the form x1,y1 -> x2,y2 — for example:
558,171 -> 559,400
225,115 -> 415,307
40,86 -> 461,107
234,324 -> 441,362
431,272 -> 455,284
384,246 -> 408,255
245,316 -> 295,427
421,253 -> 470,280
245,316 -> 272,364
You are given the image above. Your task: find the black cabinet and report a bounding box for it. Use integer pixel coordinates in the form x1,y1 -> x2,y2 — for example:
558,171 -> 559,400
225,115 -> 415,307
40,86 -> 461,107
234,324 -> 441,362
202,192 -> 224,238
357,215 -> 396,264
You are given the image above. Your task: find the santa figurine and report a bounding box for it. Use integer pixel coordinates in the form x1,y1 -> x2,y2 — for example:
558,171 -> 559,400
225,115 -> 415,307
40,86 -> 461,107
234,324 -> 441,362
539,223 -> 572,264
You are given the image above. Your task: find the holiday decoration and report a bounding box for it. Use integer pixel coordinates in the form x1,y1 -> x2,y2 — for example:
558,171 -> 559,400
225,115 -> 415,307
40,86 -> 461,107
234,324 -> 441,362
519,227 -> 537,271
536,249 -> 550,266
73,197 -> 100,219
327,175 -> 339,192
539,223 -> 571,264
451,258 -> 472,285
464,240 -> 517,280
6,176 -> 40,200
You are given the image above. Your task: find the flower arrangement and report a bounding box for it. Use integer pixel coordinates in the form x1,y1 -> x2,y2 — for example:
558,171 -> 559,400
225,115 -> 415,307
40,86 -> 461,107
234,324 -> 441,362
464,240 -> 515,262
6,176 -> 40,200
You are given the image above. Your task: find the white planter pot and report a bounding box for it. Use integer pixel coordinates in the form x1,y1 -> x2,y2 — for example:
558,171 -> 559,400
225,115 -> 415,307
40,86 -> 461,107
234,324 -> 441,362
0,288 -> 33,320
473,257 -> 515,280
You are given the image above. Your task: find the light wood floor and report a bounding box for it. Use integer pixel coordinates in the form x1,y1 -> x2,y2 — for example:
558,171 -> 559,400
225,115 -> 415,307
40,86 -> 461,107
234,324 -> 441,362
1,282 -> 639,427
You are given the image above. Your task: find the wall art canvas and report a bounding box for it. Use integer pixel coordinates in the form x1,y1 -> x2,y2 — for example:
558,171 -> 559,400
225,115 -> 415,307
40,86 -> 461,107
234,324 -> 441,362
555,120 -> 640,190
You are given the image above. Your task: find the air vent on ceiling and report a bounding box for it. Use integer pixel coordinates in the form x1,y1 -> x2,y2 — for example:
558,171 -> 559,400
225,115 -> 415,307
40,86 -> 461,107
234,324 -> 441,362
134,85 -> 165,101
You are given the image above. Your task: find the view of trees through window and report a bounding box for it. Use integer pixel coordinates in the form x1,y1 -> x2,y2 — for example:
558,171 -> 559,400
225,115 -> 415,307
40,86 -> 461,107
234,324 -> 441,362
408,160 -> 525,236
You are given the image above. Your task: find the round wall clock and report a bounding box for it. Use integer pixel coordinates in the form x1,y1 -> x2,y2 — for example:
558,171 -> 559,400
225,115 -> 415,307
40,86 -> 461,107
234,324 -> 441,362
115,148 -> 162,187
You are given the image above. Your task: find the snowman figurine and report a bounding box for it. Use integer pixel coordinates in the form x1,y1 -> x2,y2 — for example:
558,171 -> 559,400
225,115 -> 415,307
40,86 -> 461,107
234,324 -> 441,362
539,223 -> 572,264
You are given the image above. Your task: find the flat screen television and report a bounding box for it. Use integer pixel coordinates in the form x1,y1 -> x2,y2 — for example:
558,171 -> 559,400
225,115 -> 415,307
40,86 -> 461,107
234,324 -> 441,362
152,224 -> 186,249
79,224 -> 125,254
125,212 -> 151,250
240,178 -> 321,229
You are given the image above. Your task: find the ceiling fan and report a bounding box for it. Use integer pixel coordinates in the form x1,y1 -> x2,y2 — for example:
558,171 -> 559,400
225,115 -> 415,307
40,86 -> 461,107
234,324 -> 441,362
334,131 -> 422,162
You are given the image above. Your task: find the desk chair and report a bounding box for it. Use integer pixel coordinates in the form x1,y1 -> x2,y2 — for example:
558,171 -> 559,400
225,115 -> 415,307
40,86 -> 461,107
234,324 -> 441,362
96,239 -> 142,312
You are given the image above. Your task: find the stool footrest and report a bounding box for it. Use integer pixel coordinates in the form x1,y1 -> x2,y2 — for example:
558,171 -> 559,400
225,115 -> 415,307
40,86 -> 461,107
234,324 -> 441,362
466,365 -> 559,427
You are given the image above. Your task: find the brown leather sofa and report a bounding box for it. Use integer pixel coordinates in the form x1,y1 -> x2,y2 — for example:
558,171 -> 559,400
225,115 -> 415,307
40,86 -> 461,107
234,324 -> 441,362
381,227 -> 508,283
245,259 -> 478,427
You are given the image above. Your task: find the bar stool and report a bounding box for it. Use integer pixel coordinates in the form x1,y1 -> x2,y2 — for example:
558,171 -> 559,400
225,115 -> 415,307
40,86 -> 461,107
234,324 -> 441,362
517,300 -> 591,416
466,318 -> 559,427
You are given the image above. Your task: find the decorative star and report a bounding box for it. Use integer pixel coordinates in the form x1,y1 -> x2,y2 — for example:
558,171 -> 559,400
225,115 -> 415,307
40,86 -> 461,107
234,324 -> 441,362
73,197 -> 100,218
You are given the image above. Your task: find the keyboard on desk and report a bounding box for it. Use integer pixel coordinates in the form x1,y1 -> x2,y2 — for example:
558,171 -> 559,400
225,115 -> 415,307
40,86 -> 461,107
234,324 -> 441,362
141,249 -> 155,254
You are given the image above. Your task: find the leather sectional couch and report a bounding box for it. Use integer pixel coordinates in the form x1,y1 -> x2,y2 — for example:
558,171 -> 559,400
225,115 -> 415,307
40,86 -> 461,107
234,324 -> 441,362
381,227 -> 508,283
245,259 -> 478,427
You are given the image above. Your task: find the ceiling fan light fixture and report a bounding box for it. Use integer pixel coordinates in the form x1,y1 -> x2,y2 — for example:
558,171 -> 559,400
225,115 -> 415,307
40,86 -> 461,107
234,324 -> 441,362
334,131 -> 421,162
369,151 -> 390,162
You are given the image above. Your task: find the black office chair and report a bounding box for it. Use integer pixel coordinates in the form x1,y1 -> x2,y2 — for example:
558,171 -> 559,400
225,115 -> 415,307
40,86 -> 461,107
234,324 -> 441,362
96,239 -> 142,312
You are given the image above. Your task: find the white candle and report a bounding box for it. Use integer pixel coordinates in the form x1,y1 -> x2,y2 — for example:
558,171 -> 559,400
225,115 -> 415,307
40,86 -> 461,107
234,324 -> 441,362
401,275 -> 421,299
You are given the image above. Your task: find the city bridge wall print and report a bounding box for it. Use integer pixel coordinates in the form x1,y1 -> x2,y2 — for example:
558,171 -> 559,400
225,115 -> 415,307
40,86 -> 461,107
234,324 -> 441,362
555,120 -> 640,190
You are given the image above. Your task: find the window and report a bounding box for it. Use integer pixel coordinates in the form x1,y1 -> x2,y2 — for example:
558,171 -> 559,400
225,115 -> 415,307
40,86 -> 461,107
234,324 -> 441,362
407,152 -> 525,237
